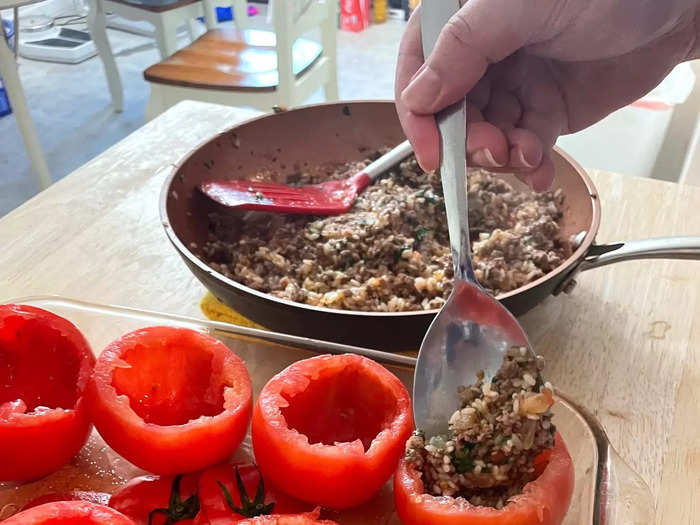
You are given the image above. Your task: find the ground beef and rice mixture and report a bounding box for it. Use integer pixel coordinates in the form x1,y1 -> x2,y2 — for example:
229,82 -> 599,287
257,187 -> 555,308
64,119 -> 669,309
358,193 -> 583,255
201,152 -> 571,312
405,347 -> 556,509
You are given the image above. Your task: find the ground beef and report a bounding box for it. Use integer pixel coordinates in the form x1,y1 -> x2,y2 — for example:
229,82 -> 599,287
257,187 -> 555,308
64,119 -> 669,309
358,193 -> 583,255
405,347 -> 556,509
201,153 -> 571,312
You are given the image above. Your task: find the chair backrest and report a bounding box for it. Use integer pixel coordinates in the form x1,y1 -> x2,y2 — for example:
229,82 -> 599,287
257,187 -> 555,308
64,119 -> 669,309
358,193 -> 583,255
271,0 -> 337,102
201,0 -> 250,30
198,0 -> 337,104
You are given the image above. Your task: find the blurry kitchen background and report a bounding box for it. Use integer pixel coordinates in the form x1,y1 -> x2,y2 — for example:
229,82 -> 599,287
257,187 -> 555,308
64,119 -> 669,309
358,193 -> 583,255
1,0 -> 699,217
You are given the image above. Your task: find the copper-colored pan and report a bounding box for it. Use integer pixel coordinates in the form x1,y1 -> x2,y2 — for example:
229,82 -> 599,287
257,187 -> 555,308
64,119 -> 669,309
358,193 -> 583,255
161,101 -> 700,351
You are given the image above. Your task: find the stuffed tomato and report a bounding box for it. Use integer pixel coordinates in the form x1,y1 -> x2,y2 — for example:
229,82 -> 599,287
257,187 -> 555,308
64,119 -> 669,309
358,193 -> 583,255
394,434 -> 574,525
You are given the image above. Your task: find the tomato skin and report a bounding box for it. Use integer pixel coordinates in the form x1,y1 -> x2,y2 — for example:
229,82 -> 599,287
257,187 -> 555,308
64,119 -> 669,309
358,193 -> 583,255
2,501 -> 137,525
252,354 -> 414,509
199,463 -> 312,525
109,473 -> 202,525
22,491 -> 111,511
86,327 -> 253,474
235,509 -> 338,525
0,304 -> 95,482
393,433 -> 575,525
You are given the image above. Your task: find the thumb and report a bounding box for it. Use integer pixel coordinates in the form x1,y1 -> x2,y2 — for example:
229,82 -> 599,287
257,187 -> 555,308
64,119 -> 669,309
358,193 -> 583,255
401,0 -> 537,114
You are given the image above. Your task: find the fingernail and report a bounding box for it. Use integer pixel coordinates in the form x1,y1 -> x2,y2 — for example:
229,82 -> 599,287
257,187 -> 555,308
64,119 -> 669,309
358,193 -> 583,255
472,148 -> 503,168
512,145 -> 535,169
401,67 -> 441,110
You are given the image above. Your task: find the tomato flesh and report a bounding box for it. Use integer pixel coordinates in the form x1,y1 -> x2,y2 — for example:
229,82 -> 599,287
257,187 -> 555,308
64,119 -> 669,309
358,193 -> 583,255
252,354 -> 414,509
280,365 -> 399,451
111,339 -> 224,426
393,433 -> 575,525
2,501 -> 137,525
87,327 -> 253,474
235,509 -> 338,525
0,304 -> 95,482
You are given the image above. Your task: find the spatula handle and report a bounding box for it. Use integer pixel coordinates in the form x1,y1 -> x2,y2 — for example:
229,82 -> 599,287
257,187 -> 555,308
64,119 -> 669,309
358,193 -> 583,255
363,140 -> 414,181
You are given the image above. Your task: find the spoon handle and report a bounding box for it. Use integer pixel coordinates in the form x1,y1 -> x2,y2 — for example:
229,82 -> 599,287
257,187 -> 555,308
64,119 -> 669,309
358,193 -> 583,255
419,0 -> 475,282
437,101 -> 475,283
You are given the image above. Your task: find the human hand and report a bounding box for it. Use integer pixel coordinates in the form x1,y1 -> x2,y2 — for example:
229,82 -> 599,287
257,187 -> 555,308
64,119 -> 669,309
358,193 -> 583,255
396,0 -> 700,190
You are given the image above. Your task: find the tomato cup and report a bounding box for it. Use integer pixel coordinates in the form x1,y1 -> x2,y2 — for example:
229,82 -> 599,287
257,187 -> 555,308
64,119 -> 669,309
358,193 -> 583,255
252,354 -> 414,509
393,433 -> 575,525
0,304 -> 95,482
87,326 -> 253,474
2,501 -> 137,525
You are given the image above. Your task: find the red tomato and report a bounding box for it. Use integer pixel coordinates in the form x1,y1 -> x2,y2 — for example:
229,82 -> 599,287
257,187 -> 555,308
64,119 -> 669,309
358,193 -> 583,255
87,327 -> 253,474
22,491 -> 111,511
393,433 -> 575,525
199,463 -> 312,525
109,473 -> 202,525
252,354 -> 414,509
0,304 -> 95,482
236,509 -> 338,525
2,501 -> 136,525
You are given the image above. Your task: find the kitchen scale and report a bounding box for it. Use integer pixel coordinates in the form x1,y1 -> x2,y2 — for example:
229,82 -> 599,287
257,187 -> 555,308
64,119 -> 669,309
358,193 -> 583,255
18,14 -> 97,63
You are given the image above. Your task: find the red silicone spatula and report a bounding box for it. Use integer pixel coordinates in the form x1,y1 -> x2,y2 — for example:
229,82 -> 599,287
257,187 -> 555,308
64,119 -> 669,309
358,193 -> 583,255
198,140 -> 413,215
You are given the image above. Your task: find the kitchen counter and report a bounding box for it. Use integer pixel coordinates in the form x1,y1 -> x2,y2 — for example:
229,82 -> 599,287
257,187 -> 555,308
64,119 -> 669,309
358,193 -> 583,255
1,100 -> 699,523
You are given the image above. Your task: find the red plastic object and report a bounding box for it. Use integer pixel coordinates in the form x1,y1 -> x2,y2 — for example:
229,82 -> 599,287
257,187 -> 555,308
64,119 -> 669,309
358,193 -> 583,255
340,0 -> 370,32
199,172 -> 371,215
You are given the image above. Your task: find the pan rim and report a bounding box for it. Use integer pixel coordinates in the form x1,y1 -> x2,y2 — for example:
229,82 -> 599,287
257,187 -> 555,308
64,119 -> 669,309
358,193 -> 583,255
160,100 -> 602,319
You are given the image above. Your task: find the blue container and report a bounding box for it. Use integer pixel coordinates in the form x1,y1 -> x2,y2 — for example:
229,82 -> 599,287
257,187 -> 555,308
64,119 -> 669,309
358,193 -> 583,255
0,19 -> 14,118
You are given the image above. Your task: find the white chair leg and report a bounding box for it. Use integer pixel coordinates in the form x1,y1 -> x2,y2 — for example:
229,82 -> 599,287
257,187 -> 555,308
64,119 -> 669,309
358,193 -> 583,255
87,0 -> 124,112
186,18 -> 201,42
232,0 -> 249,30
0,35 -> 51,190
153,16 -> 179,58
145,85 -> 167,121
324,73 -> 339,102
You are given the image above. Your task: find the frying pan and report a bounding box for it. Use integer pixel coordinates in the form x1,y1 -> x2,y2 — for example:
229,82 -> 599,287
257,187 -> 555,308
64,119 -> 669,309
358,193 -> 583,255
161,101 -> 700,351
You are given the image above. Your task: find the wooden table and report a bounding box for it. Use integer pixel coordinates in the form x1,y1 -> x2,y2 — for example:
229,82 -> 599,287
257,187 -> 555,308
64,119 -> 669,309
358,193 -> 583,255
0,101 -> 698,523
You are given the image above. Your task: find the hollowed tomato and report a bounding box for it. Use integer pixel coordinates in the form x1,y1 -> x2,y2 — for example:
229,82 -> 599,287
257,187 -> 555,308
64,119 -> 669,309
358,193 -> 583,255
0,304 -> 95,482
3,501 -> 137,525
393,433 -> 575,525
251,354 -> 413,509
87,326 -> 253,474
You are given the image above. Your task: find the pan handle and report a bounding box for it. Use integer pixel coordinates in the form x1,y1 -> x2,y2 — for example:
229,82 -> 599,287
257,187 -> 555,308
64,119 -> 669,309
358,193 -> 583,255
555,236 -> 700,295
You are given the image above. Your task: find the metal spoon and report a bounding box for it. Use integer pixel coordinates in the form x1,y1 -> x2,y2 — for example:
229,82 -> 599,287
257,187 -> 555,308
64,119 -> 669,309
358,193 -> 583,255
412,0 -> 541,438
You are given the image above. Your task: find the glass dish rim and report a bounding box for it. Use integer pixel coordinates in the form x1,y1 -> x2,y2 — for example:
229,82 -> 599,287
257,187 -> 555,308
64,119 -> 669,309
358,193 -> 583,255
4,294 -> 648,523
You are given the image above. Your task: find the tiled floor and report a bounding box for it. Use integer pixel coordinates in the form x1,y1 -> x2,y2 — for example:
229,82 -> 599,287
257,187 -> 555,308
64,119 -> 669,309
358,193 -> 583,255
0,9 -> 405,216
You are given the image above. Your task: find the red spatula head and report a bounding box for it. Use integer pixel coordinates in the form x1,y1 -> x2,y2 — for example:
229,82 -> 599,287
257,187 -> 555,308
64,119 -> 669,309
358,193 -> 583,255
199,171 -> 372,215
198,141 -> 415,216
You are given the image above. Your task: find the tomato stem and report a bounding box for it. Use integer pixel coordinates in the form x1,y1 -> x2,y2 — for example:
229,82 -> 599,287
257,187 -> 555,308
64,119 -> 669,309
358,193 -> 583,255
148,475 -> 200,525
217,466 -> 275,518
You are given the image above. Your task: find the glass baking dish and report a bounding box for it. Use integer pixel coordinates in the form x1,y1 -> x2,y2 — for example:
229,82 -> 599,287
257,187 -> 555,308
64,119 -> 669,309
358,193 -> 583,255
0,296 -> 654,524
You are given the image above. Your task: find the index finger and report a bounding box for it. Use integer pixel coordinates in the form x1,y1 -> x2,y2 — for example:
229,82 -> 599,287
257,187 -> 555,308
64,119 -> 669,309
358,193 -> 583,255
395,7 -> 440,172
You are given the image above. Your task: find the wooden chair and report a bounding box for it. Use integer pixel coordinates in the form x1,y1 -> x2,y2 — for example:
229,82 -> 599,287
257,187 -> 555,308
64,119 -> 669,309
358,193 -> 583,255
143,0 -> 338,119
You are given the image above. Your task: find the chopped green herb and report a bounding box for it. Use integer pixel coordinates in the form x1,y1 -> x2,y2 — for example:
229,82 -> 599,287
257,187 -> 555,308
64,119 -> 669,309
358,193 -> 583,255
452,443 -> 475,474
393,245 -> 411,263
415,227 -> 430,242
